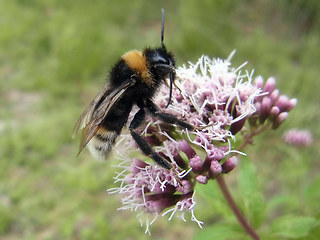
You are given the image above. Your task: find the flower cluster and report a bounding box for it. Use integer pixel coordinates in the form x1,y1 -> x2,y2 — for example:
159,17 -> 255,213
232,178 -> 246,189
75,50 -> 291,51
156,54 -> 260,140
109,156 -> 202,233
283,129 -> 313,146
109,52 -> 296,233
249,76 -> 297,129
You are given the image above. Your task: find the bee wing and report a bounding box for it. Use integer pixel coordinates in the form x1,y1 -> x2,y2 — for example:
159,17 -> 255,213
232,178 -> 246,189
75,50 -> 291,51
73,79 -> 134,155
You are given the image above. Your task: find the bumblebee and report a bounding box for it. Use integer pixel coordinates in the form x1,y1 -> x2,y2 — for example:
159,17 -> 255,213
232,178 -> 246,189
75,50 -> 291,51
73,9 -> 193,169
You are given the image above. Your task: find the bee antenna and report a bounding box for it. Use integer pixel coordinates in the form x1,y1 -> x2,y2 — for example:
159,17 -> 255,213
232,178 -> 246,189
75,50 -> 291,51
161,8 -> 165,49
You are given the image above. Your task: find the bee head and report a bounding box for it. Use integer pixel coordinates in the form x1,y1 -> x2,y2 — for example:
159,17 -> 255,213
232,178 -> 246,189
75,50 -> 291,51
144,47 -> 175,107
144,9 -> 176,107
144,47 -> 175,71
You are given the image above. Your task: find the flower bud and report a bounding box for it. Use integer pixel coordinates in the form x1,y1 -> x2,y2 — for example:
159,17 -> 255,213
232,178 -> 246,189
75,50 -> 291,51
269,89 -> 279,104
230,117 -> 247,135
222,156 -> 238,173
196,175 -> 208,184
189,155 -> 203,173
254,76 -> 264,89
145,194 -> 180,214
177,180 -> 194,194
178,140 -> 196,159
209,160 -> 222,179
269,106 -> 280,117
287,98 -> 297,112
264,77 -> 276,94
272,112 -> 288,129
276,95 -> 290,112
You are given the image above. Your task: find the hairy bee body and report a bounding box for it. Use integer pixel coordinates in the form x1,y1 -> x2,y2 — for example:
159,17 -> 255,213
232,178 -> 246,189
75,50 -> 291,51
74,10 -> 192,169
75,47 -> 175,161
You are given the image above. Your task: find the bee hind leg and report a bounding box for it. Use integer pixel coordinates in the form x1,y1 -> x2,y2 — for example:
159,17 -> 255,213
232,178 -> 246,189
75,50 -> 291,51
130,131 -> 172,169
129,108 -> 172,170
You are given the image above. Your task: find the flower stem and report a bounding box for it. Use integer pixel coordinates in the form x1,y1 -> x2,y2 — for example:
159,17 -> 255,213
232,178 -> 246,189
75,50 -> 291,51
216,175 -> 260,240
238,124 -> 270,152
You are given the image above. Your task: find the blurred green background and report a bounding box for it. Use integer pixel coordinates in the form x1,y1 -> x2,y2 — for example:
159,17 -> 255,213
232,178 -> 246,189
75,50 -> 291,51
0,0 -> 319,239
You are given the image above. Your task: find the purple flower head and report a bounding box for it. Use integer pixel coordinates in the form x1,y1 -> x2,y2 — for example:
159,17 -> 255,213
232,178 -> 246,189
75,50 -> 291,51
283,129 -> 313,146
108,52 -> 297,233
109,146 -> 202,234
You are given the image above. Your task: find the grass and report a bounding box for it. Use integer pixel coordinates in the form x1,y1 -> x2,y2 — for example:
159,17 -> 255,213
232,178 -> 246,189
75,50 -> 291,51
1,0 -> 320,239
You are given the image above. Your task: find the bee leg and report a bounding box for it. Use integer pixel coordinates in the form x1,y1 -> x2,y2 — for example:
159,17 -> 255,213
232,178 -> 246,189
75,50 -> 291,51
146,100 -> 194,130
130,131 -> 172,169
129,108 -> 172,170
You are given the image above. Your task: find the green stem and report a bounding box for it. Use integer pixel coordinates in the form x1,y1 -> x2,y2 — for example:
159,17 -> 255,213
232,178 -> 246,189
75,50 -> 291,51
216,175 -> 260,240
238,124 -> 270,152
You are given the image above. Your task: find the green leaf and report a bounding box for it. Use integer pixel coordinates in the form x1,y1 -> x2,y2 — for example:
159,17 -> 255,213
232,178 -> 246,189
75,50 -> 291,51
299,222 -> 320,240
238,159 -> 259,197
196,181 -> 222,200
270,215 -> 319,239
238,159 -> 265,228
0,205 -> 14,234
266,195 -> 299,214
195,181 -> 231,217
193,223 -> 246,240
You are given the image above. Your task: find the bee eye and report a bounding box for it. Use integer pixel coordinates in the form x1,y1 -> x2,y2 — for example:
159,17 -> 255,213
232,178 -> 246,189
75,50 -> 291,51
151,54 -> 168,65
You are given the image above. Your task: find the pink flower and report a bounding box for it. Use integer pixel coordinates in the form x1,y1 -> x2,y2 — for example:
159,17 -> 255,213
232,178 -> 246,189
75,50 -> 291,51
283,129 -> 313,146
153,54 -> 261,152
109,52 -> 296,233
109,155 -> 202,234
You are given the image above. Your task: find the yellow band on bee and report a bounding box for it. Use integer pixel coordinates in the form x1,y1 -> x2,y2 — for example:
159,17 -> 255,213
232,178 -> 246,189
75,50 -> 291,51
122,50 -> 153,85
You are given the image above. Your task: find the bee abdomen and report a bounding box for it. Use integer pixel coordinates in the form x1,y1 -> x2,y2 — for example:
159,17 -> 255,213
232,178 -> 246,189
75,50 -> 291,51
87,129 -> 118,160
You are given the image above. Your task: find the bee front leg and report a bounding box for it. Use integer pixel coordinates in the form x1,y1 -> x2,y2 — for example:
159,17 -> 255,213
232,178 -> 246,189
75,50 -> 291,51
146,100 -> 194,130
129,108 -> 172,170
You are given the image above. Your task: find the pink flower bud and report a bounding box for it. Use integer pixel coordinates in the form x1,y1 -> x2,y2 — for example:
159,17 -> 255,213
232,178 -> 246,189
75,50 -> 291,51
206,146 -> 225,161
269,89 -> 279,104
209,160 -> 222,178
263,77 -> 276,94
254,76 -> 264,89
196,175 -> 208,184
276,95 -> 290,112
270,106 -> 280,117
189,155 -> 203,173
254,102 -> 261,114
178,140 -> 196,159
258,97 -> 271,124
145,194 -> 180,214
177,180 -> 194,194
272,112 -> 288,129
222,156 -> 238,173
229,117 -> 246,135
287,98 -> 297,112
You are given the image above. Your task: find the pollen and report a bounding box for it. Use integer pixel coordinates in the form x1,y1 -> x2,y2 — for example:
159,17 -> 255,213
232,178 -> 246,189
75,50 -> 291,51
122,50 -> 153,85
